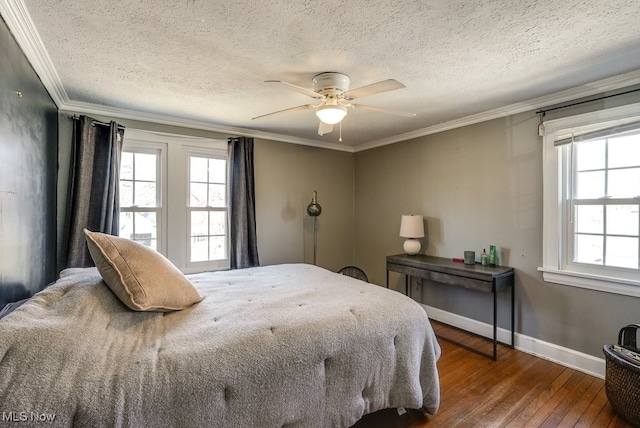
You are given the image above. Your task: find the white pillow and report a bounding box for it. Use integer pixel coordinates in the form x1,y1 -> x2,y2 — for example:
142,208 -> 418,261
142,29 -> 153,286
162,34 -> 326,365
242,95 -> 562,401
84,229 -> 203,312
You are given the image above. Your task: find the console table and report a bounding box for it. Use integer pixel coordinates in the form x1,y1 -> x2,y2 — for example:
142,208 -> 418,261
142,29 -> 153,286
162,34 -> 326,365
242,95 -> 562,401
386,254 -> 515,360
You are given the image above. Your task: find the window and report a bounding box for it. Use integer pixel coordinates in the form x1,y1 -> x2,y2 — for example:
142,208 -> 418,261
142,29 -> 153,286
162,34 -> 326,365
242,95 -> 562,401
188,155 -> 227,263
119,130 -> 228,273
540,103 -> 640,297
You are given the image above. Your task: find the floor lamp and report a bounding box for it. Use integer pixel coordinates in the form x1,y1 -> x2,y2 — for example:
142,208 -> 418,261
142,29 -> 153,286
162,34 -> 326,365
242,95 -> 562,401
307,191 -> 322,265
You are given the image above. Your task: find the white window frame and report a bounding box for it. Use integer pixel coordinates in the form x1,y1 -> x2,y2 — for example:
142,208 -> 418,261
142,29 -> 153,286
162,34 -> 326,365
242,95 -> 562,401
185,149 -> 229,270
539,102 -> 640,297
122,129 -> 228,274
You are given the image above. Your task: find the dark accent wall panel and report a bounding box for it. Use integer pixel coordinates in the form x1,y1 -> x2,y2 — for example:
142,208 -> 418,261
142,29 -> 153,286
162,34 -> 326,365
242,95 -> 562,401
0,16 -> 57,306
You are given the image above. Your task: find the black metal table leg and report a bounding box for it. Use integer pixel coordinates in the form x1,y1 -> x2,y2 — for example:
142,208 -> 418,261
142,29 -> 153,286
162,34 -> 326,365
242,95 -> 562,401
511,281 -> 515,348
493,289 -> 498,360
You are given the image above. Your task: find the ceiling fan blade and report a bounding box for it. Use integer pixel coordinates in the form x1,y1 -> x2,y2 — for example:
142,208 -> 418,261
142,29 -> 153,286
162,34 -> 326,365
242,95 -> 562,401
318,121 -> 334,136
252,104 -> 315,120
343,79 -> 406,100
351,104 -> 416,118
265,80 -> 323,99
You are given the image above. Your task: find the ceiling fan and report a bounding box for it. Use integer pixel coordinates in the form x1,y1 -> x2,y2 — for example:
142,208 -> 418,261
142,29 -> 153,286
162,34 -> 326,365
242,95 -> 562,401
252,72 -> 416,136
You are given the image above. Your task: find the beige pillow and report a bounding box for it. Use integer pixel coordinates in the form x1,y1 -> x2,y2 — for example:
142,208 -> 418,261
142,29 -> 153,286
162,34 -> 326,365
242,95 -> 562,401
84,229 -> 203,311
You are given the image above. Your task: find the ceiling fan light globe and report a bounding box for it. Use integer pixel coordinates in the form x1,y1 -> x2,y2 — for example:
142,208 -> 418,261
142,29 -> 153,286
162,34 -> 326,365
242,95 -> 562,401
316,106 -> 347,125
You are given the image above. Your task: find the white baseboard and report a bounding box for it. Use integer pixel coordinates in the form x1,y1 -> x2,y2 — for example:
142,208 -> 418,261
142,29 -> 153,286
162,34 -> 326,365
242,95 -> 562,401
422,304 -> 606,379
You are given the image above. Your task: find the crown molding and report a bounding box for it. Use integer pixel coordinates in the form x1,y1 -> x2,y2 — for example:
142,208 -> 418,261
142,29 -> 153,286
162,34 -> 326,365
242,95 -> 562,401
353,69 -> 640,152
3,0 -> 639,154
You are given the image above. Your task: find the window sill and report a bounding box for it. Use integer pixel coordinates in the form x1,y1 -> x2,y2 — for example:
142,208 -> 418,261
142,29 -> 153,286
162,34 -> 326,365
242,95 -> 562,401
538,267 -> 640,298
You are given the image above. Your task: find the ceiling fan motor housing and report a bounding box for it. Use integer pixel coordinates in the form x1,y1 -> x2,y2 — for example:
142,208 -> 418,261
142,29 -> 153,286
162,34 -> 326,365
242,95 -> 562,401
313,72 -> 350,97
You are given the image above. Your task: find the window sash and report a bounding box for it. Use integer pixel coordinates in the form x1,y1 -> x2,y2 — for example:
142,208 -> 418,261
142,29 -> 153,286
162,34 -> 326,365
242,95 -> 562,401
120,149 -> 162,208
187,207 -> 229,265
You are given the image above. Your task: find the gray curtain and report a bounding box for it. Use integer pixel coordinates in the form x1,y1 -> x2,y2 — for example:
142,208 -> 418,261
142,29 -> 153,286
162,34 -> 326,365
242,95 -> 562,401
228,137 -> 259,269
62,115 -> 124,268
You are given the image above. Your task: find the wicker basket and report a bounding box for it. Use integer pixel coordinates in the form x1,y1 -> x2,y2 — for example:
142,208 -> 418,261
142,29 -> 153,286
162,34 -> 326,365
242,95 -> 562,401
603,344 -> 640,426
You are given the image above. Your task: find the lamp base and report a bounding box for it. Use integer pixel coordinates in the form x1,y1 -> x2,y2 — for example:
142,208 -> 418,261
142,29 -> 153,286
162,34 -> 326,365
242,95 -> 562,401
403,239 -> 421,255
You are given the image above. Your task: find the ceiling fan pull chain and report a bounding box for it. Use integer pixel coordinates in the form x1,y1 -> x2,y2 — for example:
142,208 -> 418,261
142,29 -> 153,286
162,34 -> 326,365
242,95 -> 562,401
339,121 -> 342,142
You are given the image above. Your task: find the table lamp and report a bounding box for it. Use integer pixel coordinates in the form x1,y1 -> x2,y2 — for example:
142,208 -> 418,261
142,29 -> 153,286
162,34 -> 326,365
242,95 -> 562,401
400,215 -> 424,255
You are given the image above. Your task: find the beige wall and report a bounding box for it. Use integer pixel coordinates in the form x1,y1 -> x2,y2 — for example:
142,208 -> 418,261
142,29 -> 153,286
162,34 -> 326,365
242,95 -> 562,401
354,111 -> 640,358
254,139 -> 355,270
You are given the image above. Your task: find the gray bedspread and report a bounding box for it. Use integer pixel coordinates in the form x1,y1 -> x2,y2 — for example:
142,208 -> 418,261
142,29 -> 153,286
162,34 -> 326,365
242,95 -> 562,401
0,264 -> 440,427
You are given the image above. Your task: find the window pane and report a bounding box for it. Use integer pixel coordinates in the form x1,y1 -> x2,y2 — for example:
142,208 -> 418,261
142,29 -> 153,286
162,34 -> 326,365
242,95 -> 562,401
606,236 -> 638,269
119,212 -> 132,237
191,157 -> 208,182
208,184 -> 226,207
120,180 -> 134,207
210,211 -> 226,235
133,212 -> 157,250
607,205 -> 639,236
209,158 -> 226,183
209,236 -> 226,260
191,211 -> 208,237
118,211 -> 157,250
121,152 -> 133,180
608,168 -> 640,199
575,171 -> 605,199
135,153 -> 157,181
575,205 -> 602,234
190,209 -> 227,262
576,139 -> 605,171
135,182 -> 157,207
608,134 -> 640,169
190,183 -> 208,207
191,236 -> 208,262
574,234 -> 603,265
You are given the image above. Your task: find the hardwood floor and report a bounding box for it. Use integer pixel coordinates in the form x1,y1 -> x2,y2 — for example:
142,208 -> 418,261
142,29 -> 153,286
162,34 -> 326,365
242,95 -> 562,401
352,321 -> 634,428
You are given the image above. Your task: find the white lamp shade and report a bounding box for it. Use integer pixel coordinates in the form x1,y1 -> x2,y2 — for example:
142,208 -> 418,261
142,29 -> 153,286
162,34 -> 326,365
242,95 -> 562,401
399,215 -> 424,238
316,106 -> 347,125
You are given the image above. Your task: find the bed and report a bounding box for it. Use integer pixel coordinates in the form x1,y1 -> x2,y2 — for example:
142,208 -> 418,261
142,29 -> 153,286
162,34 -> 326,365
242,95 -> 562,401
0,233 -> 441,427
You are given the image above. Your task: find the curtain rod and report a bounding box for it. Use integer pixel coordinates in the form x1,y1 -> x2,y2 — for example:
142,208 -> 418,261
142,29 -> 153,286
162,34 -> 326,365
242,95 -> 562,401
69,115 -> 125,131
536,87 -> 640,116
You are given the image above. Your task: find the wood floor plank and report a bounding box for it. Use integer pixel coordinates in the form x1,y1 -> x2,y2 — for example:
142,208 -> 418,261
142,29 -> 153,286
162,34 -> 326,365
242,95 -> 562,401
472,356 -> 566,426
436,354 -> 521,419
503,367 -> 575,427
538,373 -> 595,427
436,349 -> 537,425
574,383 -> 610,427
557,377 -> 603,427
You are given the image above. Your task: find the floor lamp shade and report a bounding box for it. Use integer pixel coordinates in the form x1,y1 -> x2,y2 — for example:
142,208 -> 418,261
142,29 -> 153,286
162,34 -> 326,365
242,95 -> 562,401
400,215 -> 424,255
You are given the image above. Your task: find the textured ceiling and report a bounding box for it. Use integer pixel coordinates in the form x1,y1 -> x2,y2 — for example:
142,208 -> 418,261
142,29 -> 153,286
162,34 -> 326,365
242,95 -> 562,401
4,0 -> 640,149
